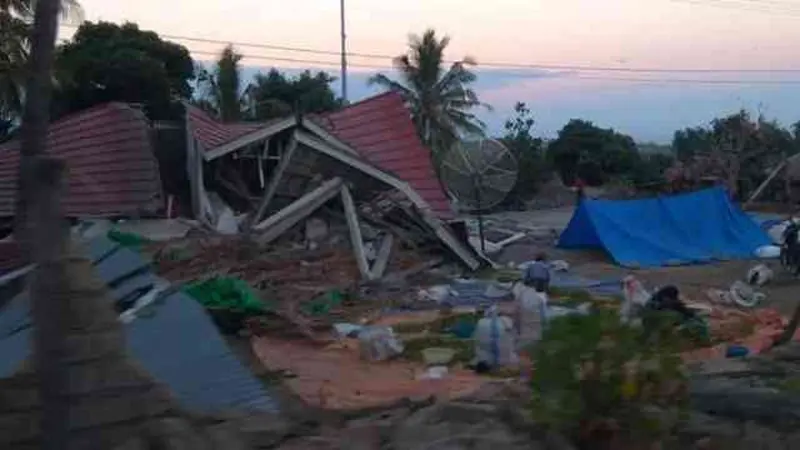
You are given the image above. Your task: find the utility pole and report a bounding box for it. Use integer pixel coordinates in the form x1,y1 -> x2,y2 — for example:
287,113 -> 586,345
340,0 -> 348,103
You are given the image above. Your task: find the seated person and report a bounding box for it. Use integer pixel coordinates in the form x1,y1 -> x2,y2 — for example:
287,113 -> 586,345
647,285 -> 695,320
523,252 -> 551,293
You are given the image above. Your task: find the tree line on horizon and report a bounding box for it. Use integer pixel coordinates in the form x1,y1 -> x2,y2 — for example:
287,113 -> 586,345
3,12 -> 800,204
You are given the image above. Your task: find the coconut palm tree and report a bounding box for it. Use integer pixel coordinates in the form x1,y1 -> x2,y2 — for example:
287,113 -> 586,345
369,29 -> 489,160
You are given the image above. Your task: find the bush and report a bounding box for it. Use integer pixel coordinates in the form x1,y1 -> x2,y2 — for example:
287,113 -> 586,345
529,310 -> 689,446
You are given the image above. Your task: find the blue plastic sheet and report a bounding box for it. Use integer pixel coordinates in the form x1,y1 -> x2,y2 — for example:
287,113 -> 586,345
558,187 -> 771,268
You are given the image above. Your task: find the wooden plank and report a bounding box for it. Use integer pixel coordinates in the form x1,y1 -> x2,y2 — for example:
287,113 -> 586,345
369,233 -> 394,279
253,177 -> 342,231
295,131 -> 480,270
203,116 -> 297,161
252,178 -> 343,245
746,160 -> 787,206
341,185 -> 371,280
249,133 -> 299,228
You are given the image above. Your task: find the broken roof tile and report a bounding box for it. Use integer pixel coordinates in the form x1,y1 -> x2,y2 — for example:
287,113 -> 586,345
0,103 -> 164,218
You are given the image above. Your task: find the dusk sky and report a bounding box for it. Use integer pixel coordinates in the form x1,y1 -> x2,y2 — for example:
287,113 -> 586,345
70,0 -> 800,142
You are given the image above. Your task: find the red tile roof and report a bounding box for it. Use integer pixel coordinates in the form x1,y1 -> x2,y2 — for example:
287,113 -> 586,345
187,105 -> 272,150
316,92 -> 453,218
0,103 -> 163,218
185,92 -> 453,218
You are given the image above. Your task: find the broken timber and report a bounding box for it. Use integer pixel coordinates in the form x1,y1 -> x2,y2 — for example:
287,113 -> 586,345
185,104 -> 481,271
252,177 -> 344,245
248,131 -> 299,228
341,185 -> 372,279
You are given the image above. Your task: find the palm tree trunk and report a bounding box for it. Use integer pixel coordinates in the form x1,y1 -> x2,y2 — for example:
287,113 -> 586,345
15,0 -> 67,448
14,0 -> 60,249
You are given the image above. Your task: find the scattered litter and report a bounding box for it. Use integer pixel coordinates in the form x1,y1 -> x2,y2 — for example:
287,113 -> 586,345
419,366 -> 449,380
333,323 -> 363,338
417,285 -> 453,303
483,282 -> 512,299
251,338 -> 484,410
729,280 -> 766,308
621,275 -> 650,323
754,245 -> 781,259
358,326 -> 404,361
301,290 -> 344,317
119,280 -> 171,324
472,306 -> 518,368
766,221 -> 789,244
747,263 -> 774,286
112,219 -> 194,242
726,345 -> 750,358
422,347 -> 456,366
107,229 -> 151,250
550,260 -> 570,272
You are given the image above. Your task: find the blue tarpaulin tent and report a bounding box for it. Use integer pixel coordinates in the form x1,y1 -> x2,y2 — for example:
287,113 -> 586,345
557,187 -> 771,268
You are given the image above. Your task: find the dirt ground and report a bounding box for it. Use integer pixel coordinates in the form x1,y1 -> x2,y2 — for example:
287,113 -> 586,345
497,238 -> 800,316
477,204 -> 799,317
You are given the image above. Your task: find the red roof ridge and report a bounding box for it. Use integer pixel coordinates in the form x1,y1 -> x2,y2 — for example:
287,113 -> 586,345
334,90 -> 401,111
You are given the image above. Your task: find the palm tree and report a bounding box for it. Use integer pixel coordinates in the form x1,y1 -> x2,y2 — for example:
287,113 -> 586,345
0,0 -> 82,122
369,29 -> 489,161
196,45 -> 247,122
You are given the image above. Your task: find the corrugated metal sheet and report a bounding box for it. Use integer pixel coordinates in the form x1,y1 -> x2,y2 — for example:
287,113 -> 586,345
316,92 -> 454,219
187,105 -> 269,150
0,103 -> 164,218
0,236 -> 279,413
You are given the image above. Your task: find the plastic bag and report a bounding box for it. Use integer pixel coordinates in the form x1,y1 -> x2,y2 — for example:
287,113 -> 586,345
472,306 -> 518,367
417,285 -> 453,303
358,326 -> 404,361
747,264 -> 774,286
730,280 -> 766,308
515,284 -> 548,346
754,245 -> 781,259
621,275 -> 650,323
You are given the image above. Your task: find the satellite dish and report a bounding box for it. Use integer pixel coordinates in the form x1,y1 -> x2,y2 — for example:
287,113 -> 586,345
439,138 -> 518,252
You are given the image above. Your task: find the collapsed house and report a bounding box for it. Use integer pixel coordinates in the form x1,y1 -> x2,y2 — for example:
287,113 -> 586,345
185,91 -> 479,275
0,92 -> 480,278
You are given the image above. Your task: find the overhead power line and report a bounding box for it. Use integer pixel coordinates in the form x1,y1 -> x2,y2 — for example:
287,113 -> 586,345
59,23 -> 800,74
670,0 -> 800,16
188,49 -> 800,85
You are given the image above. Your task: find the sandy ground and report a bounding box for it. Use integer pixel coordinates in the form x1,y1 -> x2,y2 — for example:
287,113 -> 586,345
484,208 -> 800,317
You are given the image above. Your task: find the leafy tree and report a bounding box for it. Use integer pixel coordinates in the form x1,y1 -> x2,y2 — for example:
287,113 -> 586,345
671,127 -> 713,161
547,119 -> 640,185
369,29 -> 488,160
195,45 -> 245,122
0,0 -> 82,123
52,21 -> 195,120
672,111 -> 794,198
499,102 -> 548,205
246,69 -> 340,120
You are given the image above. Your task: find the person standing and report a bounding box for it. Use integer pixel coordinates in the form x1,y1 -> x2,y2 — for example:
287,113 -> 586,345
574,177 -> 586,204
